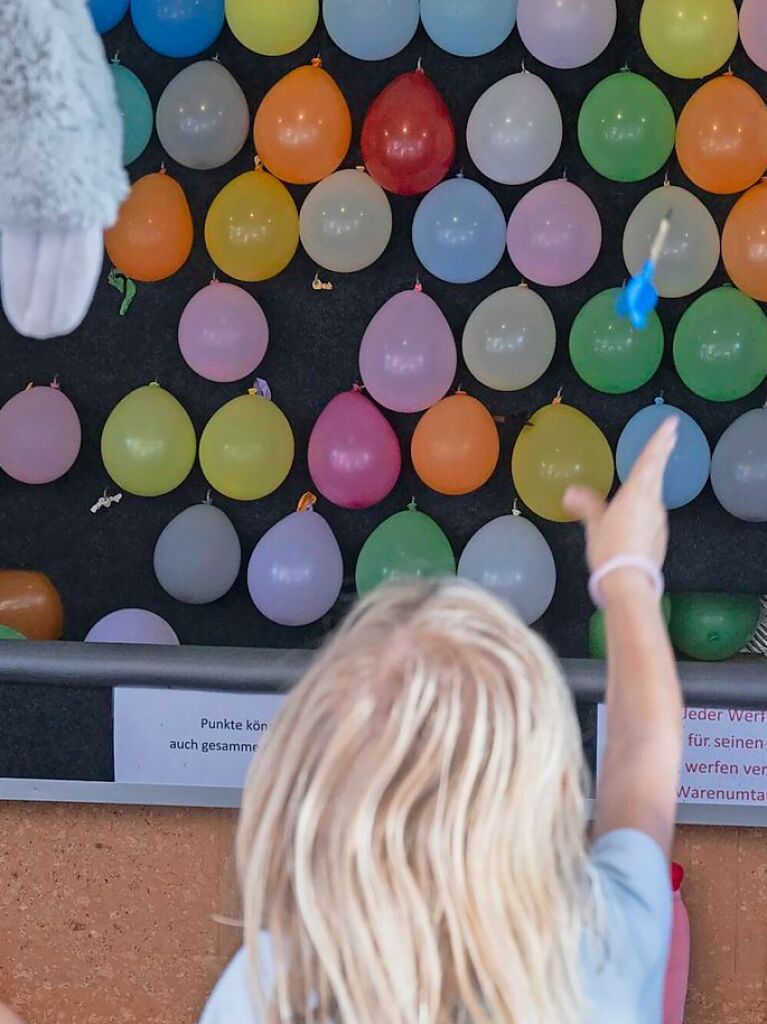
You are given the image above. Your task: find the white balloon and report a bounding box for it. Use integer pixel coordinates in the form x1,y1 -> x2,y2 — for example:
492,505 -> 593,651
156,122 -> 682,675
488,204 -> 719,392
300,170 -> 393,273
467,72 -> 563,185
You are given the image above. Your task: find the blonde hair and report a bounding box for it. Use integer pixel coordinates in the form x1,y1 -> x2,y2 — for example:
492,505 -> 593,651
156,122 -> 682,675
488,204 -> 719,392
237,579 -> 595,1024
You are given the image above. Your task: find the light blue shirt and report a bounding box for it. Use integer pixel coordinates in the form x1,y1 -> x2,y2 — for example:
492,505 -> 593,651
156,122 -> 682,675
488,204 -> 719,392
201,829 -> 671,1024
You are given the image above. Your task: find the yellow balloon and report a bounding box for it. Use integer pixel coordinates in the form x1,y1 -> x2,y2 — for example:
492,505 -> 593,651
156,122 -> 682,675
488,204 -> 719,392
511,402 -> 614,523
640,0 -> 738,79
200,391 -> 295,501
225,0 -> 319,56
205,169 -> 299,282
101,383 -> 196,497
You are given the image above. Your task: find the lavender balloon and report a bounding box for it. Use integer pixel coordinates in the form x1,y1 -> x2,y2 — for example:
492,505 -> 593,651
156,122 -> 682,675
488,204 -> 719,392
85,608 -> 179,644
248,501 -> 344,626
359,287 -> 457,413
154,502 -> 241,604
178,281 -> 268,382
517,0 -> 617,69
740,0 -> 767,73
0,383 -> 81,484
506,179 -> 602,287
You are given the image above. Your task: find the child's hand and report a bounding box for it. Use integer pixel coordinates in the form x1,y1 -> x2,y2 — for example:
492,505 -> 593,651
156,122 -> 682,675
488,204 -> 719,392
564,417 -> 678,575
0,1003 -> 27,1024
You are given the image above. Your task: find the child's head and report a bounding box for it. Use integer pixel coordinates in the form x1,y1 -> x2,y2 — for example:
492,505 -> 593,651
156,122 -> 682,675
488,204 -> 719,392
237,579 -> 593,1024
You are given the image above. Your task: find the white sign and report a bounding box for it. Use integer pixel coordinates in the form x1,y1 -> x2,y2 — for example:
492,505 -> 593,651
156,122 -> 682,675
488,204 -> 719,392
114,687 -> 285,788
597,705 -> 767,807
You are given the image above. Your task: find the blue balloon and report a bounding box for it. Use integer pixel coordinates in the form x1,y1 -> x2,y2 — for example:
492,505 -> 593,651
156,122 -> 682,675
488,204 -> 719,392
616,399 -> 711,510
421,0 -> 518,57
413,177 -> 507,284
130,0 -> 224,58
323,0 -> 419,60
111,63 -> 154,165
88,0 -> 129,33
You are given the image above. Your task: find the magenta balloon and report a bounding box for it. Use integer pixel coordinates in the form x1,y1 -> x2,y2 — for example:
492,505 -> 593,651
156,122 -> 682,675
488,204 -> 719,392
740,0 -> 767,72
0,384 -> 81,484
506,179 -> 602,287
359,288 -> 457,413
85,608 -> 179,644
308,389 -> 401,509
178,281 -> 268,383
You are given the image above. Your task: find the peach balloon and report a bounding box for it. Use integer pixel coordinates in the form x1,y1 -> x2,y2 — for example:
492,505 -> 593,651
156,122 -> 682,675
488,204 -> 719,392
676,74 -> 767,195
105,172 -> 193,282
411,393 -> 499,496
0,569 -> 64,640
722,181 -> 767,302
254,62 -> 352,185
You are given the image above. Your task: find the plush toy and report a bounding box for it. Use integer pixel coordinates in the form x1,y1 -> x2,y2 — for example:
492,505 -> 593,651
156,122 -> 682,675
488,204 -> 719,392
0,0 -> 128,338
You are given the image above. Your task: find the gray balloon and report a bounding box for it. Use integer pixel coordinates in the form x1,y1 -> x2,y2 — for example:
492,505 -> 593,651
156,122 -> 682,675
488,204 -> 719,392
154,503 -> 242,604
156,61 -> 249,170
458,514 -> 556,624
711,407 -> 767,522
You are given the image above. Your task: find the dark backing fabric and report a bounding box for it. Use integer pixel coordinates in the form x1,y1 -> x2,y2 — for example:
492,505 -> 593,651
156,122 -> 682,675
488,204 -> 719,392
1,0 -> 765,780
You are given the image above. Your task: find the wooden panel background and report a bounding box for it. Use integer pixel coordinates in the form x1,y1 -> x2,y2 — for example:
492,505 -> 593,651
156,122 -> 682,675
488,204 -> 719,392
0,802 -> 764,1024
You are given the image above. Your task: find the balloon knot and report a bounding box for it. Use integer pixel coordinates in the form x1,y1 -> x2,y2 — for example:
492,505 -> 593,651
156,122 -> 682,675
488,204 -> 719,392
204,489 -> 212,504
159,162 -> 166,175
416,57 -> 424,73
50,375 -> 60,390
552,388 -> 563,406
311,55 -> 323,68
518,280 -> 529,288
414,277 -> 423,293
352,382 -> 365,393
210,269 -> 218,284
110,51 -> 120,64
25,381 -> 34,392
663,170 -> 670,186
512,499 -> 522,517
654,394 -> 665,406
254,155 -> 263,171
149,380 -> 160,388
297,492 -> 317,512
620,61 -> 629,71
724,66 -> 734,76
252,378 -> 272,399
312,271 -> 334,291
407,498 -> 418,512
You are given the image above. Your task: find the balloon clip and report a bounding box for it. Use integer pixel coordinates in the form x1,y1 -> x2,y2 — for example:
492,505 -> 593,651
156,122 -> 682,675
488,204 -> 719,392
311,55 -> 323,68
512,498 -> 522,517
663,169 -> 670,187
91,489 -> 123,514
312,271 -> 334,292
212,52 -> 220,63
407,498 -> 418,512
620,60 -> 629,72
203,489 -> 213,505
107,268 -> 137,316
552,388 -> 563,406
521,59 -> 527,73
297,492 -> 317,513
250,378 -> 272,400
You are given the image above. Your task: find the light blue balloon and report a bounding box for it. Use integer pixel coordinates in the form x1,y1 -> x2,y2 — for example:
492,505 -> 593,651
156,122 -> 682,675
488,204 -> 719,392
111,63 -> 153,166
412,177 -> 507,284
323,0 -> 419,60
130,0 -> 224,58
421,0 -> 518,57
616,399 -> 711,510
89,0 -> 129,32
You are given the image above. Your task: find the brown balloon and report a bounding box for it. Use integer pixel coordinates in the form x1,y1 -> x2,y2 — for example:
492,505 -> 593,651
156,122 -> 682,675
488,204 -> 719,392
0,570 -> 64,640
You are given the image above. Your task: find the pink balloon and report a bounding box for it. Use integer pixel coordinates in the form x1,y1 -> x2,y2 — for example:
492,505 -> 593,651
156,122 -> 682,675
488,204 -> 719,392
506,179 -> 602,287
178,281 -> 268,383
517,0 -> 616,69
740,0 -> 767,72
308,389 -> 401,509
359,287 -> 457,413
0,383 -> 81,484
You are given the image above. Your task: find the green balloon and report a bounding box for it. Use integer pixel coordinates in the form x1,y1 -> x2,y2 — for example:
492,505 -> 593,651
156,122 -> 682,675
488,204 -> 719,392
570,288 -> 664,394
356,505 -> 456,596
669,593 -> 760,662
111,62 -> 154,166
673,287 -> 767,402
578,71 -> 676,182
589,596 -> 671,659
0,624 -> 25,640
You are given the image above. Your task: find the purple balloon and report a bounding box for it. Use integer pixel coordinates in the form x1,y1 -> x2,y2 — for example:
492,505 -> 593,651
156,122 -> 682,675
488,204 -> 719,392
85,608 -> 179,644
308,389 -> 401,510
0,384 -> 81,484
359,288 -> 457,413
506,179 -> 602,287
248,506 -> 344,626
740,0 -> 767,73
517,0 -> 616,69
178,281 -> 268,383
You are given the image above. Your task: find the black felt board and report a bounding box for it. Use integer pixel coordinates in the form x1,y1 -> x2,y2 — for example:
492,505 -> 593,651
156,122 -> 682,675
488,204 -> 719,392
1,0 -> 766,781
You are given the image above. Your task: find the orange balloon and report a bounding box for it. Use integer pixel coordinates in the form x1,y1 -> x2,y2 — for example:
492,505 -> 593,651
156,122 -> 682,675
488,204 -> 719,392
105,172 -> 193,282
254,63 -> 352,185
411,393 -> 499,496
722,181 -> 767,301
676,74 -> 767,195
0,570 -> 63,640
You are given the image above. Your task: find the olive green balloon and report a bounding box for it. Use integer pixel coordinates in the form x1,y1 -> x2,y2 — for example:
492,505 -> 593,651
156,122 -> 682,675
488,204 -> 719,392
669,593 -> 760,662
0,624 -> 25,640
673,287 -> 767,402
589,596 -> 671,659
356,505 -> 455,595
570,287 -> 664,394
578,71 -> 676,182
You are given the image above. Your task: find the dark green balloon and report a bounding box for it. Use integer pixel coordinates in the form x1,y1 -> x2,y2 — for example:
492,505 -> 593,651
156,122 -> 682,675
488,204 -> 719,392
589,596 -> 671,659
0,624 -> 25,640
578,71 -> 676,182
669,593 -> 760,662
570,287 -> 664,394
356,505 -> 455,596
673,287 -> 767,402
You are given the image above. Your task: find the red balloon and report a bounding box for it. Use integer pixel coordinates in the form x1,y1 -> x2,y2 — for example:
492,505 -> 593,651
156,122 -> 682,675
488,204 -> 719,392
361,69 -> 456,196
